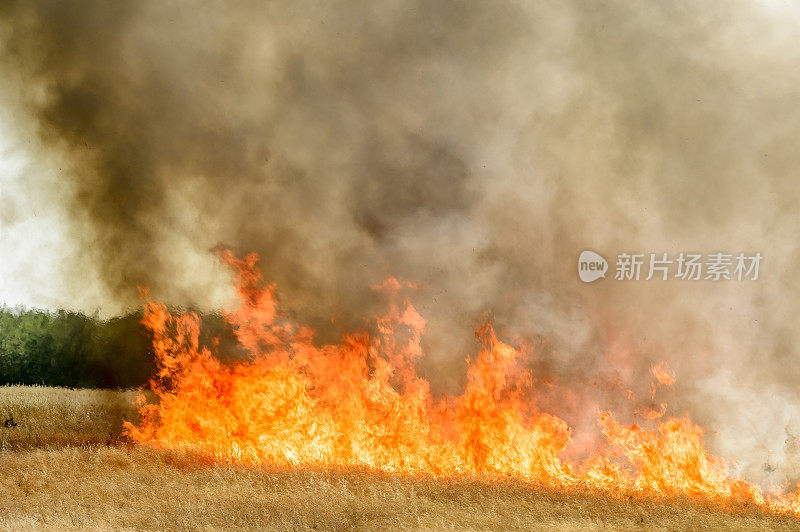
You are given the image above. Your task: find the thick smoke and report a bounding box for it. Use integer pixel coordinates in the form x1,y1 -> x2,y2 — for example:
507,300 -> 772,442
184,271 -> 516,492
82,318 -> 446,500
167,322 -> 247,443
2,0 -> 800,484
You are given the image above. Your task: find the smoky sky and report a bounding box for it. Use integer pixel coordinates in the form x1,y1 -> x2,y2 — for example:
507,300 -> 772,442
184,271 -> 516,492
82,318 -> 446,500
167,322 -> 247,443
3,0 -> 800,484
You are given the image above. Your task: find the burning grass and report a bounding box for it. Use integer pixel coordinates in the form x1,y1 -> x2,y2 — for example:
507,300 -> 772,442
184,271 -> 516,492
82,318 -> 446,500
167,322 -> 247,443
2,252 -> 799,529
0,387 -> 797,531
124,250 -> 800,515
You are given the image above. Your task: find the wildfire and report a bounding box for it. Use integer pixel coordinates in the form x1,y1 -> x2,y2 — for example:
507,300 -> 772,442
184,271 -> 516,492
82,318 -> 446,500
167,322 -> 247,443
125,250 -> 800,515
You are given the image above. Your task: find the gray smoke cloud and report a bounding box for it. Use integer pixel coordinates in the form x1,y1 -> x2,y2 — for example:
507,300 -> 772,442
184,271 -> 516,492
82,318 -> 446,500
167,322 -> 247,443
2,0 -> 800,485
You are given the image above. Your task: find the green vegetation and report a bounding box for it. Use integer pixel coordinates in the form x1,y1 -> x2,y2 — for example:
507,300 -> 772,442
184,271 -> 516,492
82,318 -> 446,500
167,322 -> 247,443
0,307 -> 152,388
0,306 -> 240,389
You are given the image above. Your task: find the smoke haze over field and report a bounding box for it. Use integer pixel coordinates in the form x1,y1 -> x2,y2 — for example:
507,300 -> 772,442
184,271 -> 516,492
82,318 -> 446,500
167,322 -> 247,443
2,0 -> 800,484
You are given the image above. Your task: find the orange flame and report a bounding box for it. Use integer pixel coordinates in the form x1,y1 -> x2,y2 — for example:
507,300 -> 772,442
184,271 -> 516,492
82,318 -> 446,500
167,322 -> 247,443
125,250 -> 800,516
649,361 -> 676,400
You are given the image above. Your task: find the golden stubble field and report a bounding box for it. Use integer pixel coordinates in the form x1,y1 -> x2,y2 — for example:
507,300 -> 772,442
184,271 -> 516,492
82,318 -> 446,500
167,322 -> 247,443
0,386 -> 797,531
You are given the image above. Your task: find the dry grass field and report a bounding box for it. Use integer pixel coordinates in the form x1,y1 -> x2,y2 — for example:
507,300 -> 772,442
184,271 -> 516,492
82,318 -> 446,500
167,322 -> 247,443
0,386 -> 798,531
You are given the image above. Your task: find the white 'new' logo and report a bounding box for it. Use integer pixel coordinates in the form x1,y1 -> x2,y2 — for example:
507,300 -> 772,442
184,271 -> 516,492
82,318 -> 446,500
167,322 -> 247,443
578,250 -> 608,283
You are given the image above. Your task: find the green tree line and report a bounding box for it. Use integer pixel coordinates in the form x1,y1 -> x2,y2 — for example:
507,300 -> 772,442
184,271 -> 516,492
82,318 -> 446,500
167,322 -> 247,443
0,307 -> 238,388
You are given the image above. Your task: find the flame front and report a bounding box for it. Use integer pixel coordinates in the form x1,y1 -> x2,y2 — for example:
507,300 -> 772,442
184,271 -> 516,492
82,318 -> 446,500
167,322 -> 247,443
125,250 -> 800,515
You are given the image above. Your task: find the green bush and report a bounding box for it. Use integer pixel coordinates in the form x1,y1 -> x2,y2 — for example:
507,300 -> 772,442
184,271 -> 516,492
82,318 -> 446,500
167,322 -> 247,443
0,306 -> 251,388
0,307 -> 153,388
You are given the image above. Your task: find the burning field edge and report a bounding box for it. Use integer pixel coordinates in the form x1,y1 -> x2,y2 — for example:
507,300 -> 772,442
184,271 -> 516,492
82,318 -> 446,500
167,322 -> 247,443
0,385 -> 797,532
119,250 -> 800,517
4,249 -> 800,530
0,386 -> 797,530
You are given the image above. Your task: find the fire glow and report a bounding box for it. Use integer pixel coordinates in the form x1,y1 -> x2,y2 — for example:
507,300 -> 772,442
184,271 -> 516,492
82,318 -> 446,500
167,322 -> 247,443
125,250 -> 800,515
